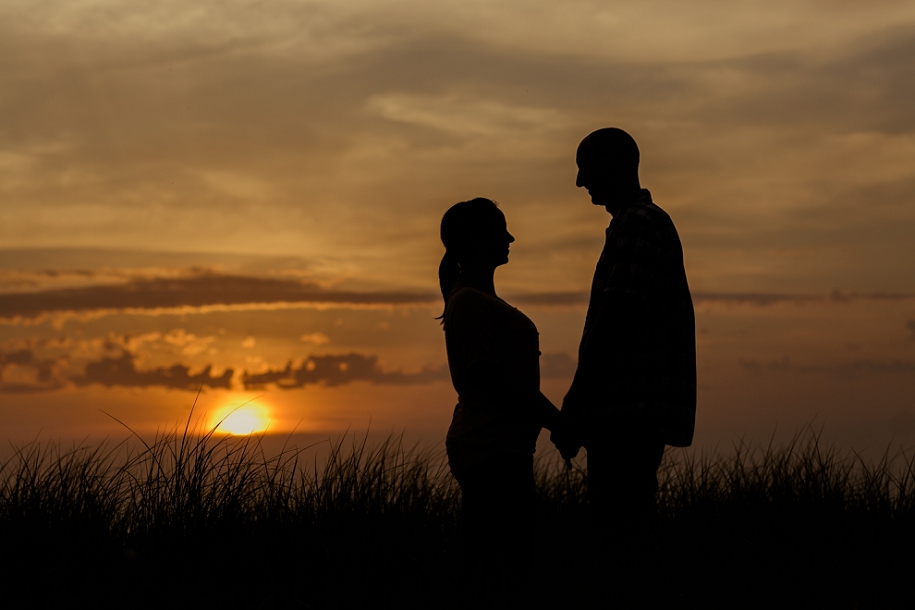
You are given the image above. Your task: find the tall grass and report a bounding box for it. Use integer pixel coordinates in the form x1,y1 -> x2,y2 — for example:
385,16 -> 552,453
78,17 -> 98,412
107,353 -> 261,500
0,422 -> 912,608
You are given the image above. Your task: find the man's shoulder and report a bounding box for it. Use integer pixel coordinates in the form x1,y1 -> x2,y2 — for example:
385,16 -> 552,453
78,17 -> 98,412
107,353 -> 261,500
624,200 -> 671,224
616,200 -> 680,241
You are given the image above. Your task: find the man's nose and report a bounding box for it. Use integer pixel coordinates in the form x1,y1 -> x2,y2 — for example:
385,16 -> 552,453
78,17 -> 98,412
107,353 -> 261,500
575,169 -> 584,188
507,232 -> 515,243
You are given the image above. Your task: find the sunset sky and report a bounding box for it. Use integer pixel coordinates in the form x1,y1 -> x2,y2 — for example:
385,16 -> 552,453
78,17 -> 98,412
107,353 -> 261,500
2,1 -> 914,456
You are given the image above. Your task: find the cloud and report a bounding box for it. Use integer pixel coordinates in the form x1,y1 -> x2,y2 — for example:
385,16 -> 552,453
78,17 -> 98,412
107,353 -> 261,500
0,273 -> 438,323
365,93 -> 570,137
74,351 -> 234,391
739,356 -> 915,376
0,348 -> 68,392
540,352 -> 577,378
737,357 -> 794,375
300,332 -> 330,345
510,289 -> 915,308
242,353 -> 448,390
1,338 -> 447,392
694,290 -> 915,307
2,10 -> 914,298
3,259 -> 914,331
509,292 -> 588,307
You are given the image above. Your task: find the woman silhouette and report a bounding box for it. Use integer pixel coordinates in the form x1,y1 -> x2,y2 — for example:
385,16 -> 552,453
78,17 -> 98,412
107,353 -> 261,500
439,197 -> 561,589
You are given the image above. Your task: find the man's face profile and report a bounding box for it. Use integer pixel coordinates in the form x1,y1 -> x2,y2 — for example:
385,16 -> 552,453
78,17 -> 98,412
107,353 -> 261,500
575,128 -> 640,210
575,149 -> 618,207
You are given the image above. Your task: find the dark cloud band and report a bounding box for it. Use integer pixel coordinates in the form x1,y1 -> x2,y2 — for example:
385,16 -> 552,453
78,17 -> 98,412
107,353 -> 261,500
0,346 -> 449,393
243,353 -> 447,390
739,356 -> 915,376
3,272 -> 914,323
0,274 -> 438,321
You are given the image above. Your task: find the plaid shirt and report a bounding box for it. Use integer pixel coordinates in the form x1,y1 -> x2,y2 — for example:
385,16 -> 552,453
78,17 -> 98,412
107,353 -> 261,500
563,189 -> 696,447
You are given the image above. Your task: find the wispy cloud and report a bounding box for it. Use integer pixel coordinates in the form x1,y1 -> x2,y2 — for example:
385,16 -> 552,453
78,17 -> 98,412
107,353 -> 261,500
6,270 -> 914,326
738,356 -> 915,377
695,290 -> 915,307
510,290 -> 915,308
0,273 -> 437,323
365,93 -> 569,137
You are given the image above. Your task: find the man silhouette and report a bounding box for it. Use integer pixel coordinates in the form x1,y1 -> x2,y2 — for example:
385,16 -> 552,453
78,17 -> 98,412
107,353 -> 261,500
553,127 -> 696,545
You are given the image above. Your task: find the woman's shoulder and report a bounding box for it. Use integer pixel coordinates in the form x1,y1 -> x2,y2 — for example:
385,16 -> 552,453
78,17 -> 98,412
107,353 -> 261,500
448,286 -> 491,303
444,287 -> 505,325
447,286 -> 512,312
445,287 -> 486,314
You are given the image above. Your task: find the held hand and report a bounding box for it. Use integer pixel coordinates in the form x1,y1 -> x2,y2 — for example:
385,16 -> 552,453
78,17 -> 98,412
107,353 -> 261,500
555,438 -> 581,462
550,421 -> 582,461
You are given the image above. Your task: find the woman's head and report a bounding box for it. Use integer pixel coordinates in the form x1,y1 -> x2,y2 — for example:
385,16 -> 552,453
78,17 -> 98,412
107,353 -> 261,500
439,197 -> 514,299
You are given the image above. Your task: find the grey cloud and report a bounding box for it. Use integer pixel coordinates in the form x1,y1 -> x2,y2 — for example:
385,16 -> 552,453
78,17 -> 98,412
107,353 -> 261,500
680,171 -> 915,293
345,34 -> 686,115
242,353 -> 448,390
3,267 -> 913,323
508,292 -> 588,307
2,18 -> 911,166
515,290 -> 915,308
0,348 -> 67,392
353,25 -> 915,136
0,273 -> 437,321
815,26 -> 915,133
738,356 -> 793,375
699,290 -> 915,306
679,26 -> 915,133
0,247 -> 316,274
739,356 -> 915,376
540,352 -> 577,378
1,341 -> 446,392
75,351 -> 234,391
0,25 -> 682,210
9,20 -> 911,155
514,290 -> 803,308
697,293 -> 816,306
0,349 -> 34,366
2,18 -> 914,294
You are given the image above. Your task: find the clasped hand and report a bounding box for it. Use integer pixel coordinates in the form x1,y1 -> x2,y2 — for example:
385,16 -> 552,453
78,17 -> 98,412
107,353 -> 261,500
550,415 -> 582,461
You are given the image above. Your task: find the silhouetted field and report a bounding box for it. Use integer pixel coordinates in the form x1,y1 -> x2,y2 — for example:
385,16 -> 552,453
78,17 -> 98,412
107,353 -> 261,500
1,421 -> 912,609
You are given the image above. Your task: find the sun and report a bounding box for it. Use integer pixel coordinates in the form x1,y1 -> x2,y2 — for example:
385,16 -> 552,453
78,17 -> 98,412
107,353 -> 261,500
210,402 -> 272,435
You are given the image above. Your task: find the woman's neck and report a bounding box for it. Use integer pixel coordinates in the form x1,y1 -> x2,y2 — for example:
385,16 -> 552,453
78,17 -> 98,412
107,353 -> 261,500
457,266 -> 497,296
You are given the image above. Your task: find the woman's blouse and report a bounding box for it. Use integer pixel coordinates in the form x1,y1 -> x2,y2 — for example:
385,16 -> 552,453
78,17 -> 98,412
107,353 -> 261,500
443,286 -> 542,475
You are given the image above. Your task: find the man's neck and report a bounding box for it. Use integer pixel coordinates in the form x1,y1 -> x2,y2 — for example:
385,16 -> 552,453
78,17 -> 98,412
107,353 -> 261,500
604,187 -> 648,217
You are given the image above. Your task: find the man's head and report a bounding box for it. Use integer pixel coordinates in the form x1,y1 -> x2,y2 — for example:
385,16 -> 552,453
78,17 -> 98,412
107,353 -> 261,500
575,127 -> 640,210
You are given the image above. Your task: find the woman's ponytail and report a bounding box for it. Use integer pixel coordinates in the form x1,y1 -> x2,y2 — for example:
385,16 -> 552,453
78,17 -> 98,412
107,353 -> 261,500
438,249 -> 460,302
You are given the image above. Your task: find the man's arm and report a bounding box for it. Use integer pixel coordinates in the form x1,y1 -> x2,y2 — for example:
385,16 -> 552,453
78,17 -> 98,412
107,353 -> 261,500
558,214 -> 662,443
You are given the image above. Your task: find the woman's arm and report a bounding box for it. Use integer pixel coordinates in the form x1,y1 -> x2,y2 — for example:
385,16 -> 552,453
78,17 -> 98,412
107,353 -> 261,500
466,359 -> 561,430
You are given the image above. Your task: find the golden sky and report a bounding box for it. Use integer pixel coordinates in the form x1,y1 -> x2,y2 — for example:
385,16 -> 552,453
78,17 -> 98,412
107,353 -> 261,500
1,1 -> 915,453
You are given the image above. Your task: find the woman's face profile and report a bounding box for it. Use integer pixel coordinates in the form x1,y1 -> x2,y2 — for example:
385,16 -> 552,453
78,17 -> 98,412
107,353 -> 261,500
474,210 -> 514,268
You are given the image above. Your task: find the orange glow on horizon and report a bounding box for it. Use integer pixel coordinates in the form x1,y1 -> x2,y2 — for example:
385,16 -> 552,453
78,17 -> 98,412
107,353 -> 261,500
209,401 -> 272,435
